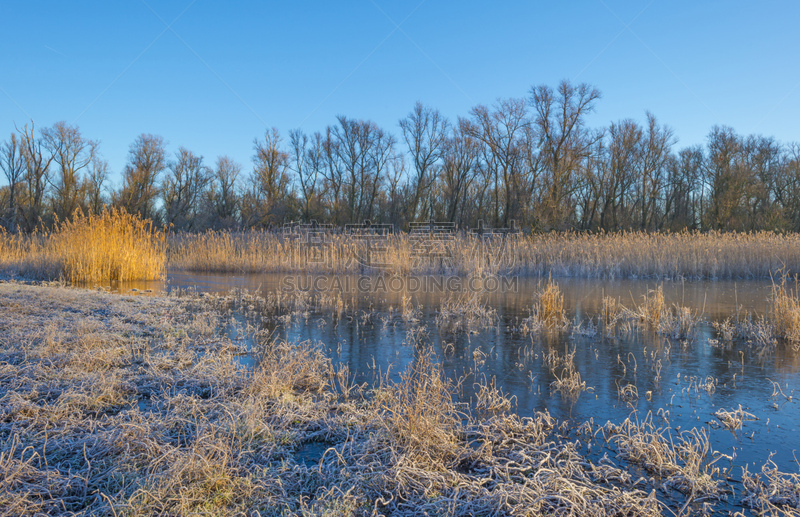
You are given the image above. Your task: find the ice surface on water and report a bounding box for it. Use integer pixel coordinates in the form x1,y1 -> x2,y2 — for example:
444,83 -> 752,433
152,272 -> 800,474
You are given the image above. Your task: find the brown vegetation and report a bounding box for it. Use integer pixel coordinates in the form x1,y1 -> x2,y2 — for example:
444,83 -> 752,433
168,229 -> 800,279
0,208 -> 165,282
1,282 -> 797,516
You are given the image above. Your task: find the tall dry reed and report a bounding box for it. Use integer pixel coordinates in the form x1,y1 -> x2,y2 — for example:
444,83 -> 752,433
771,278 -> 800,348
0,209 -> 165,283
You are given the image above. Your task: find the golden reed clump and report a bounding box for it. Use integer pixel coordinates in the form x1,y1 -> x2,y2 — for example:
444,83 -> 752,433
0,209 -> 165,283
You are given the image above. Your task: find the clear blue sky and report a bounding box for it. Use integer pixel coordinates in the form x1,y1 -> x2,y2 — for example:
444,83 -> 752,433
2,1 -> 799,185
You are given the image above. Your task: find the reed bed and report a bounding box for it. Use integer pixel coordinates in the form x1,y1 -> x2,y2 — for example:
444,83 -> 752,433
623,286 -> 701,339
2,282 -> 798,516
0,209 -> 165,283
168,229 -> 800,279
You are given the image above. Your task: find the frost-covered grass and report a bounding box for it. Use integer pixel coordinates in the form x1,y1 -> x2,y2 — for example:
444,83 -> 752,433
1,281 -> 798,516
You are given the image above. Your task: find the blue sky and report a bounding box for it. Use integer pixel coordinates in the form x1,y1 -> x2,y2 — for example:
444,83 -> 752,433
2,1 -> 799,185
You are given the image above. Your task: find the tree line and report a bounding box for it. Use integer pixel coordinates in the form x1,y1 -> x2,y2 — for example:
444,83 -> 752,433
3,80 -> 800,234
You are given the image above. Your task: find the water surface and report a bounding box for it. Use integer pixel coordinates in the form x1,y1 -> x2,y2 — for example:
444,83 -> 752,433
116,271 -> 800,476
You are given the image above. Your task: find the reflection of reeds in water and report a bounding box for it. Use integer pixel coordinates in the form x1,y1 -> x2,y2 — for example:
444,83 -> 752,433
168,229 -> 800,279
0,209 -> 165,282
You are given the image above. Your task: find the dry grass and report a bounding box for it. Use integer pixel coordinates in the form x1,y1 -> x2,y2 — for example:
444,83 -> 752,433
772,278 -> 800,350
377,345 -> 463,465
606,412 -> 727,503
713,405 -> 758,431
168,229 -> 800,279
535,278 -> 567,328
541,346 -> 589,401
1,281 -> 797,516
708,277 -> 800,353
741,455 -> 800,515
712,313 -> 778,351
473,374 -> 516,414
0,209 -> 165,282
518,279 -> 569,334
435,292 -> 498,332
593,286 -> 702,340
618,383 -> 639,403
636,286 -> 667,330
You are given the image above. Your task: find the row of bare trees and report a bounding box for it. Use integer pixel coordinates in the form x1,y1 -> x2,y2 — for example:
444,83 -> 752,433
3,80 -> 800,233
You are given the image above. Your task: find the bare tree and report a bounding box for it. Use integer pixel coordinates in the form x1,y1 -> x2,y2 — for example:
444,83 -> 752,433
739,135 -> 782,230
383,153 -> 407,226
116,134 -> 166,223
530,80 -> 601,228
331,116 -> 366,224
209,155 -> 241,228
0,133 -> 24,231
289,129 -> 324,222
366,124 -> 395,222
399,102 -> 449,221
162,147 -> 210,230
663,146 -> 703,230
703,126 -> 746,230
42,122 -> 97,222
17,121 -> 55,231
329,116 -> 394,224
440,119 -> 479,225
465,98 -> 528,227
636,113 -> 675,230
576,138 -> 606,230
86,156 -> 109,215
599,119 -> 642,229
775,143 -> 800,231
248,127 -> 292,227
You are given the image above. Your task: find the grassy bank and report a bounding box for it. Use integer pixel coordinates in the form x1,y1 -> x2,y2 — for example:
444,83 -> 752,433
1,282 -> 798,515
168,230 -> 800,279
0,209 -> 166,283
